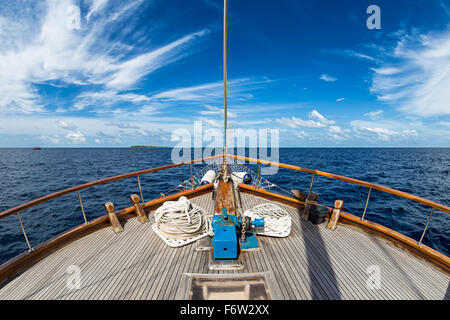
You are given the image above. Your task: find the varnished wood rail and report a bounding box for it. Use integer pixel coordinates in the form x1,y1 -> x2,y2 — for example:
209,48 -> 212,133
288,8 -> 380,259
0,184 -> 214,287
0,154 -> 223,220
237,184 -> 450,273
0,152 -> 449,284
0,152 -> 449,274
228,154 -> 450,215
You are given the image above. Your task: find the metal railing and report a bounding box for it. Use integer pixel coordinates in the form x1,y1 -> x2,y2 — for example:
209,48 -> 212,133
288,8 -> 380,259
0,153 -> 449,256
0,154 -> 224,252
228,154 -> 450,249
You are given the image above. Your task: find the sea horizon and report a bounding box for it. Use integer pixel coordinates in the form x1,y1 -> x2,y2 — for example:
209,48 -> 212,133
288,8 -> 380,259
0,147 -> 448,263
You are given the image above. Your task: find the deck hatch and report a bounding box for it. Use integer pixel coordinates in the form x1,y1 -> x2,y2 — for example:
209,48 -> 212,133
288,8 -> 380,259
177,272 -> 278,300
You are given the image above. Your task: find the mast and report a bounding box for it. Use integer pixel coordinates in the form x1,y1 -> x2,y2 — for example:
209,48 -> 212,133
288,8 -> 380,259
223,0 -> 228,170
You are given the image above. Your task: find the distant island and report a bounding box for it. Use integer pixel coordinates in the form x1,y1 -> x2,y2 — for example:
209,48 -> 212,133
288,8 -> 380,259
130,146 -> 169,148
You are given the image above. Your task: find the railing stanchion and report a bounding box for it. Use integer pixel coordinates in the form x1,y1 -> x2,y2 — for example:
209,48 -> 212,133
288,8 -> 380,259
361,187 -> 372,221
17,212 -> 32,252
308,174 -> 315,195
255,163 -> 261,189
137,175 -> 145,205
190,164 -> 194,190
78,190 -> 88,224
418,208 -> 434,246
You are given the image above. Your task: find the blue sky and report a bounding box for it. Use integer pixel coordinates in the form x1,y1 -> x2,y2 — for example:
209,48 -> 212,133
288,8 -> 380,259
0,0 -> 449,147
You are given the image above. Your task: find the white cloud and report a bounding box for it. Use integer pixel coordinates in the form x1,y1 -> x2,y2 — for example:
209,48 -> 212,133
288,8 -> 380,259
151,78 -> 267,103
371,67 -> 401,75
0,0 -> 209,114
129,105 -> 160,117
152,82 -> 223,101
336,98 -> 345,102
309,110 -> 336,125
328,126 -> 349,134
364,109 -> 384,120
297,131 -> 308,139
437,121 -> 450,127
275,110 -> 335,128
73,90 -> 152,111
65,131 -> 87,144
197,118 -> 222,128
105,29 -> 209,90
86,0 -> 109,22
56,120 -> 78,130
0,114 -> 186,146
107,122 -> 140,129
351,52 -> 375,61
324,49 -> 376,62
370,28 -> 450,116
276,117 -> 323,128
199,105 -> 237,118
274,116 -> 430,145
78,91 -> 151,103
319,74 -> 337,82
40,135 -> 61,144
326,125 -> 351,141
351,120 -> 419,142
359,127 -> 397,141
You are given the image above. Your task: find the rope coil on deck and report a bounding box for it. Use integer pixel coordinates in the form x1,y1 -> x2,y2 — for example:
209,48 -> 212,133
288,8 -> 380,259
152,196 -> 210,247
244,203 -> 292,237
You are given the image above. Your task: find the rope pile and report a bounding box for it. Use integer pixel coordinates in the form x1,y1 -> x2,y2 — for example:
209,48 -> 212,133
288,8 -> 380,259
152,196 -> 210,247
244,203 -> 291,237
152,197 -> 291,247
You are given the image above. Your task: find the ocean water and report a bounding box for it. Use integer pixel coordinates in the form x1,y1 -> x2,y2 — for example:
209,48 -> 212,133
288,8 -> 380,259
0,148 -> 448,264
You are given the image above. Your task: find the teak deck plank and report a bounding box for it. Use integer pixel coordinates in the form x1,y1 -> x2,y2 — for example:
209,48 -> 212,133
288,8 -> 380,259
214,180 -> 236,215
0,192 -> 448,300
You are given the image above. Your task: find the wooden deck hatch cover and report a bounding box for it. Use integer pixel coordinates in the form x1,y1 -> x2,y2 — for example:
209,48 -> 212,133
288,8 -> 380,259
177,272 -> 279,300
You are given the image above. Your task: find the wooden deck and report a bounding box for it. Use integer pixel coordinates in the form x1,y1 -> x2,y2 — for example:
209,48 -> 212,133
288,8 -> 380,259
0,192 -> 448,300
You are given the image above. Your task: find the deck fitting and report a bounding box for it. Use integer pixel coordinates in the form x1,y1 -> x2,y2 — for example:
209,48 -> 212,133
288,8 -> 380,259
208,248 -> 244,271
327,200 -> 344,231
104,202 -> 124,233
301,192 -> 319,221
130,194 -> 149,223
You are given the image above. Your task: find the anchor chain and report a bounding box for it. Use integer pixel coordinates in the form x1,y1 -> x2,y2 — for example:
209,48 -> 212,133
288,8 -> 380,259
241,216 -> 247,242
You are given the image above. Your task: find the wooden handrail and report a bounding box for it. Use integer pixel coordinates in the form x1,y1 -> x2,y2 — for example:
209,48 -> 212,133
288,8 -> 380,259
0,151 -> 449,274
229,154 -> 450,214
0,154 -> 224,220
1,151 -> 448,220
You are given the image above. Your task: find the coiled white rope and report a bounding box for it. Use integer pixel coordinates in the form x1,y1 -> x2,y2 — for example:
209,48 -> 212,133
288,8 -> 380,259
244,203 -> 291,237
205,215 -> 215,237
153,197 -> 291,247
152,196 -> 210,247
